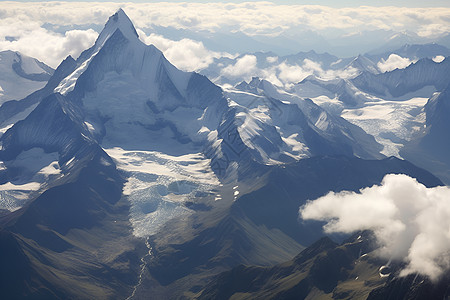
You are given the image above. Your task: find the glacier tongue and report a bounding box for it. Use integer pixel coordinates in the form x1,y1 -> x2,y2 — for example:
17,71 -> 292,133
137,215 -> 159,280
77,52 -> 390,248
105,147 -> 221,237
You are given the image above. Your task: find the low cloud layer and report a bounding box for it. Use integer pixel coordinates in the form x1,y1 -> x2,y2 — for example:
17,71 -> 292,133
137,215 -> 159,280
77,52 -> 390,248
1,2 -> 450,68
219,56 -> 358,88
377,54 -> 414,73
299,174 -> 450,281
1,2 -> 449,37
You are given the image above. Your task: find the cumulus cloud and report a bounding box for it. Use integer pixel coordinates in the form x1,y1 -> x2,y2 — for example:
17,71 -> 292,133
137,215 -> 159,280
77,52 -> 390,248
0,26 -> 98,68
0,6 -> 100,67
137,30 -> 231,72
277,62 -> 310,84
299,174 -> 450,281
222,55 -> 257,78
377,54 -> 414,73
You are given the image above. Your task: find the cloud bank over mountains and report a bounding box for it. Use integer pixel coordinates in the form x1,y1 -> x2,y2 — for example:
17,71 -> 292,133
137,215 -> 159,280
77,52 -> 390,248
137,30 -> 233,72
1,2 -> 450,68
300,174 -> 450,281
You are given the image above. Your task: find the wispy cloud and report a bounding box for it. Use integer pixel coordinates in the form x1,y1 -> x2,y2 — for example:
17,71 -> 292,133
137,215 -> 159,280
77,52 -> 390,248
300,174 -> 450,281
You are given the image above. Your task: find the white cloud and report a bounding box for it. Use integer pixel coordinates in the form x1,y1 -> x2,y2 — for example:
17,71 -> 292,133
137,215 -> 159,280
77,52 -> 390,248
277,62 -> 310,84
0,2 -> 449,68
269,59 -> 358,88
0,2 -> 448,38
0,26 -> 98,68
137,30 -> 231,72
222,55 -> 257,78
299,174 -> 450,281
377,54 -> 414,73
433,55 -> 445,63
266,56 -> 278,63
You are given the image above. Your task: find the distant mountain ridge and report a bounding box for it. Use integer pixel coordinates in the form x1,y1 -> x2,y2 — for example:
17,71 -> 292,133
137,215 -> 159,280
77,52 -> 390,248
0,8 -> 449,300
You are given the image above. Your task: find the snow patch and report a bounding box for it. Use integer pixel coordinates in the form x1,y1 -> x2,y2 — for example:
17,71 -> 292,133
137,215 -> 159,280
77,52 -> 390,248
7,148 -> 60,177
432,55 -> 445,63
84,121 -> 95,132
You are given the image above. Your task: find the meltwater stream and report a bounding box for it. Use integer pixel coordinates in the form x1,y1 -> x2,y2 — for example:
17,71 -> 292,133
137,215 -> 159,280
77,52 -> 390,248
126,238 -> 152,300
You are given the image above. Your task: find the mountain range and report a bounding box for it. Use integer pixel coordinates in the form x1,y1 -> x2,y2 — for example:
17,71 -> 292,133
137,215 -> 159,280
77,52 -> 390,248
0,9 -> 449,299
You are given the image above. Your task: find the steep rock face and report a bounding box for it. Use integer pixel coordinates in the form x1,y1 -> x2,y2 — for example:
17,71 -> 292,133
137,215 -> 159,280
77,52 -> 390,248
0,230 -> 54,299
401,83 -> 450,184
0,93 -> 95,163
421,84 -> 450,162
352,58 -> 450,98
423,83 -> 450,140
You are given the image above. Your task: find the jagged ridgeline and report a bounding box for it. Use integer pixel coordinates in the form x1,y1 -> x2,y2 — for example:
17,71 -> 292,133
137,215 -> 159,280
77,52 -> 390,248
0,8 -> 449,300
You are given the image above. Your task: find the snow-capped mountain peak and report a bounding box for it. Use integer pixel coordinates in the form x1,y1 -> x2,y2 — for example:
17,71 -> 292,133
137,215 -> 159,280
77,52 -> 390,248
95,8 -> 139,48
54,9 -> 166,96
